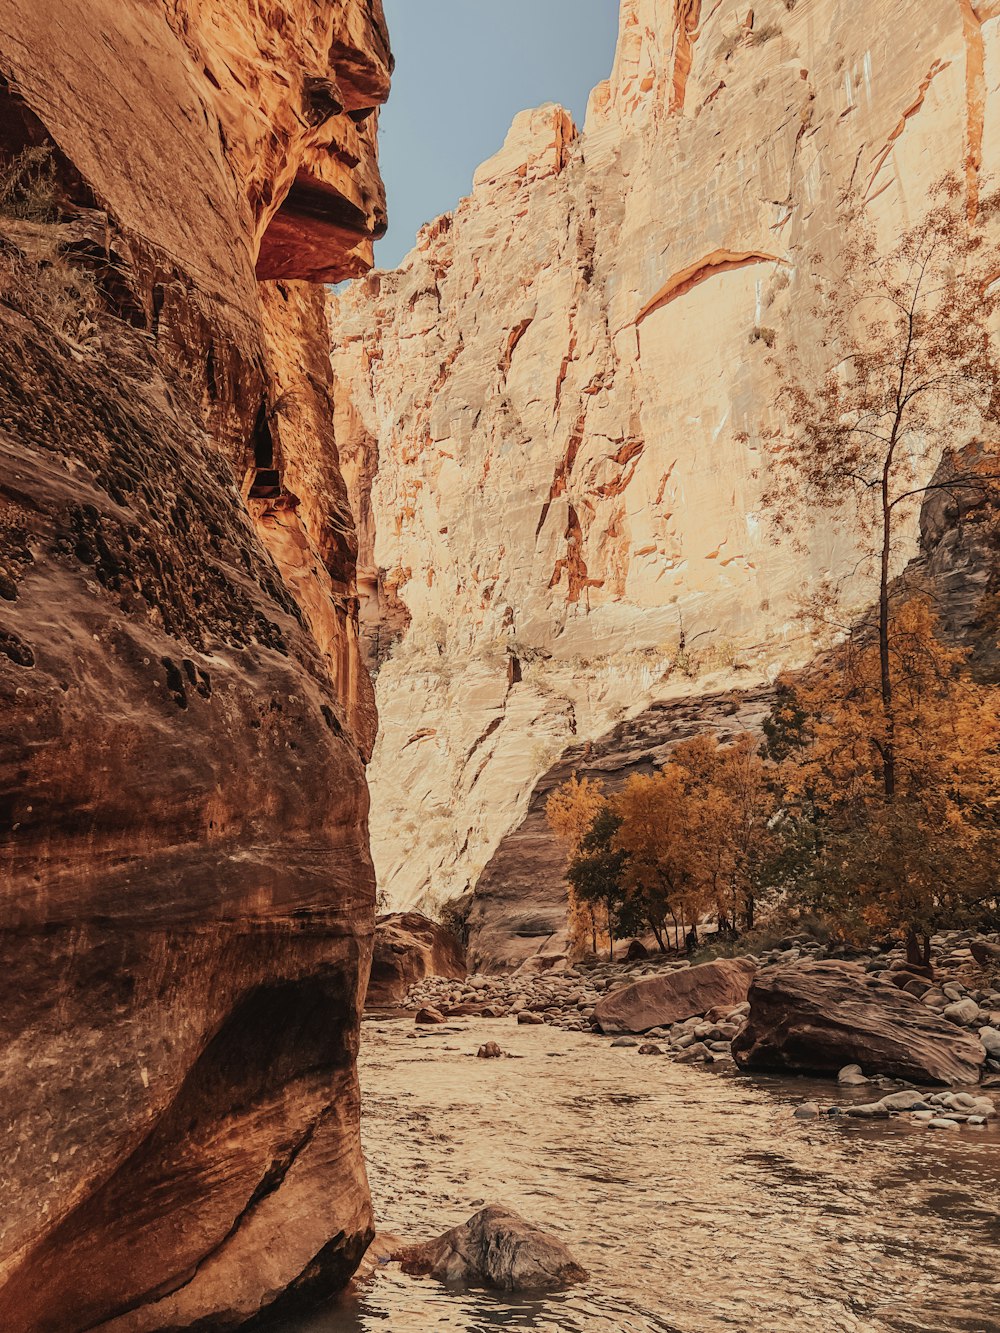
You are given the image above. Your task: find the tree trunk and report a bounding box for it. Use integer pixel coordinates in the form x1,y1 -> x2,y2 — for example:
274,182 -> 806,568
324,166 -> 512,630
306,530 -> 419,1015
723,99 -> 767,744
905,926 -> 933,971
879,451 -> 896,799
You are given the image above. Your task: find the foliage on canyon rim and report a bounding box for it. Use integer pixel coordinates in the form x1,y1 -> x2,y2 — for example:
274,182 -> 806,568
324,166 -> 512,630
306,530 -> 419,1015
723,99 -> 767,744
757,175 -> 1000,962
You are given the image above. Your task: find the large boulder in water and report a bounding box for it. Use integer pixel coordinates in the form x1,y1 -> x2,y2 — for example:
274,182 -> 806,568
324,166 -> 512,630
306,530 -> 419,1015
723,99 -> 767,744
732,961 -> 987,1085
366,912 -> 466,1007
397,1206 -> 587,1291
593,959 -> 756,1033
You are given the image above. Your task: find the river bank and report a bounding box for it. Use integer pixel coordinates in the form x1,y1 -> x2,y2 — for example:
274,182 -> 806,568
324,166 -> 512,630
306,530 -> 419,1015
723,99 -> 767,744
273,1015 -> 1000,1333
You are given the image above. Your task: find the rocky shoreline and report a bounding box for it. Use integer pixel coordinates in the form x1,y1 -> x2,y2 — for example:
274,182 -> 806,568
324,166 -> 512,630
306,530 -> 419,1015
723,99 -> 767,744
390,930 -> 1000,1119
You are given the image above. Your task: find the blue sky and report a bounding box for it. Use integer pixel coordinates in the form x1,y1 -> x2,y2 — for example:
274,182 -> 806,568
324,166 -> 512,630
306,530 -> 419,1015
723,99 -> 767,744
375,1 -> 621,269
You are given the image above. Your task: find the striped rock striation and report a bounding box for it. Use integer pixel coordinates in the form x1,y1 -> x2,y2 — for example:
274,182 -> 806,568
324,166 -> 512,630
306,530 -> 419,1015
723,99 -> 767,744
0,0 -> 390,1327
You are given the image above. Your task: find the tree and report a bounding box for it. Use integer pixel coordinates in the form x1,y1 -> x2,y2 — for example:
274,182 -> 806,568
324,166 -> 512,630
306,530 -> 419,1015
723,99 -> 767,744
545,774 -> 608,954
613,768 -> 705,952
775,599 -> 1000,963
566,807 -> 628,960
762,178 -> 1000,802
672,733 -> 780,933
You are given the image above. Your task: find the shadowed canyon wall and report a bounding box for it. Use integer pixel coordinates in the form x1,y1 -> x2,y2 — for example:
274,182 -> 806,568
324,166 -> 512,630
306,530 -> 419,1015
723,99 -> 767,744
0,1 -> 389,1327
331,0 -> 1000,961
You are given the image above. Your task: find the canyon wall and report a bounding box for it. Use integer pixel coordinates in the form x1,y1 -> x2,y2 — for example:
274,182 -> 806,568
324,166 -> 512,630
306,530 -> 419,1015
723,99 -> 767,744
331,0 -> 1000,957
0,1 -> 389,1327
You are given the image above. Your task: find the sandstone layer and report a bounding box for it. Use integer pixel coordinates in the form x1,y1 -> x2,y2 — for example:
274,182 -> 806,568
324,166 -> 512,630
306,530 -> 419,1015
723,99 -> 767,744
0,2 -> 389,1328
330,0 -> 1000,945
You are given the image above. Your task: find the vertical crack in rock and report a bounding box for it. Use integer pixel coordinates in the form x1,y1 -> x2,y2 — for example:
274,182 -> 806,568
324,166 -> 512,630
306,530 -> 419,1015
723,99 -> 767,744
670,0 -> 704,112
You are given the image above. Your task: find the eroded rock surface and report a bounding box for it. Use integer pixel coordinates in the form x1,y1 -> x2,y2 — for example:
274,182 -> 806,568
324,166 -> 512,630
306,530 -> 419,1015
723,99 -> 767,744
0,1 -> 389,1328
733,962 -> 987,1086
331,0 -> 1000,933
367,911 -> 467,1007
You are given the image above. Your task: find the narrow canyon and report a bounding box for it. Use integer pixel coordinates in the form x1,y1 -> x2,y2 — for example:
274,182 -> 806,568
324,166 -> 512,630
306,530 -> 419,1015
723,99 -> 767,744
1,0 -> 999,1331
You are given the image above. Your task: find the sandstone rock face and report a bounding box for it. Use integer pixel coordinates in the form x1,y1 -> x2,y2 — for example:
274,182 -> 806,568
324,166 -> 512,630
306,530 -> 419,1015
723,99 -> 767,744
367,911 -> 467,1007
732,962 -> 987,1085
397,1205 -> 588,1292
594,959 -> 757,1034
330,0 -> 1000,931
0,2 -> 389,1329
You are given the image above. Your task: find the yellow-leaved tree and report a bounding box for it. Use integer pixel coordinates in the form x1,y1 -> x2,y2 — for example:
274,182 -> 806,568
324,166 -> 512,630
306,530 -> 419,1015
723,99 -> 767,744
545,774 -> 608,955
773,599 -> 1000,963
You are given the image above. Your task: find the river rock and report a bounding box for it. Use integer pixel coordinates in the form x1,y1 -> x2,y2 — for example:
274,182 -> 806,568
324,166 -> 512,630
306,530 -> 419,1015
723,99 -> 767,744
979,1027 -> 1000,1057
943,998 -> 981,1026
397,1206 -> 588,1291
837,1064 -> 870,1086
593,959 -> 756,1034
415,1007 -> 446,1025
732,962 -> 986,1085
367,912 -> 467,1007
517,1011 -> 545,1025
477,1042 -> 504,1059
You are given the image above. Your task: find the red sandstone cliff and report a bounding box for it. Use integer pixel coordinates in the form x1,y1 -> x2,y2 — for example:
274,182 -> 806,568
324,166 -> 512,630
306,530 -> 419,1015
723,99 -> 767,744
0,1 -> 389,1327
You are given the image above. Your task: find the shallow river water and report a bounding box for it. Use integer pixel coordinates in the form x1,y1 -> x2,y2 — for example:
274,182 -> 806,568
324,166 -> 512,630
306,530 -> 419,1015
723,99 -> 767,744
281,1016 -> 1000,1333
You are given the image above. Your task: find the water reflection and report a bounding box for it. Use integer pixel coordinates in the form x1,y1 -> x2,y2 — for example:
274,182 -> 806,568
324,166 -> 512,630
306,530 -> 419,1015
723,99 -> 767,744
274,1018 -> 1000,1333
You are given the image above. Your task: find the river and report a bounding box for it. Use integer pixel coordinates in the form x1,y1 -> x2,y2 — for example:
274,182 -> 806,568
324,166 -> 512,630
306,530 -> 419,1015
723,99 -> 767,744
280,1016 -> 1000,1333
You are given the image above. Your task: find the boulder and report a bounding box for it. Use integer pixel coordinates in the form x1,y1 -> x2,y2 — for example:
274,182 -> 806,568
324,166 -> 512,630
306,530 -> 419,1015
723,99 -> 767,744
415,1007 -> 445,1025
593,959 -> 756,1034
367,912 -> 466,1008
477,1042 -> 503,1059
624,939 -> 650,961
732,961 -> 986,1085
397,1206 -> 587,1291
971,938 -> 1000,967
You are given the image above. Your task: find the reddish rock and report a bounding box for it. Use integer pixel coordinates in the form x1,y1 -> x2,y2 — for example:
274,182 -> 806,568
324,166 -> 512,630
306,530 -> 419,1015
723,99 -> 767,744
397,1206 -> 587,1292
593,960 -> 757,1034
0,1 -> 390,1328
366,912 -> 466,1007
732,961 -> 987,1086
415,1007 -> 446,1025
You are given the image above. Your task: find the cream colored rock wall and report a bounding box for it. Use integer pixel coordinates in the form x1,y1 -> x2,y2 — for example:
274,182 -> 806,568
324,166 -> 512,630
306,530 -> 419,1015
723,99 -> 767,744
331,0 -> 1000,917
